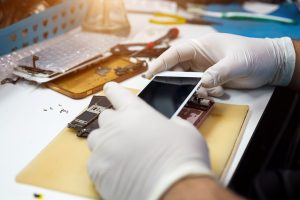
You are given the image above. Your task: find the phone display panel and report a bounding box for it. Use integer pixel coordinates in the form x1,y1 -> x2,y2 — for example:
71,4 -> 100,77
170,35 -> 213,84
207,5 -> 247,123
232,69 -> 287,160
138,75 -> 201,118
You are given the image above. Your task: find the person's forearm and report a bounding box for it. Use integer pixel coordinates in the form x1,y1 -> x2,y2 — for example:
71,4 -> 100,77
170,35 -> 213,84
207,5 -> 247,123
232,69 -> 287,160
289,41 -> 300,91
161,176 -> 244,200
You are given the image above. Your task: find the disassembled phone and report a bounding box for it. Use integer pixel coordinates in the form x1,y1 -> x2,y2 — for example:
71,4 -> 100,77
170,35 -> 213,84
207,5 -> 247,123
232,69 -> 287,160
68,72 -> 214,137
138,71 -> 204,118
68,94 -> 214,137
46,56 -> 147,99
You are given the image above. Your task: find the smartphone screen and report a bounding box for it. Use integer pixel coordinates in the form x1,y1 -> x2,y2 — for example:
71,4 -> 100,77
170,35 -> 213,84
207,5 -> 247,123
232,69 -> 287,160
138,76 -> 201,118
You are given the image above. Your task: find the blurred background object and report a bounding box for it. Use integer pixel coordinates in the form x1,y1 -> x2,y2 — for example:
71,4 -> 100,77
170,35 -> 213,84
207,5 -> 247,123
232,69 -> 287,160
171,0 -> 245,8
124,0 -> 178,14
82,0 -> 130,36
0,0 -> 62,29
170,0 -> 300,9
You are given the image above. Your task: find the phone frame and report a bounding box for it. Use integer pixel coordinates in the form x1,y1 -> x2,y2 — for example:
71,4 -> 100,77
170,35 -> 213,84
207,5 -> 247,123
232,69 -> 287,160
139,71 -> 203,118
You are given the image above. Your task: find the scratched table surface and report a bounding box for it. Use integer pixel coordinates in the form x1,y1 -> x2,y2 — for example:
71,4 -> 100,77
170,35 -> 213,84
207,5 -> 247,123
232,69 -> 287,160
0,13 -> 274,200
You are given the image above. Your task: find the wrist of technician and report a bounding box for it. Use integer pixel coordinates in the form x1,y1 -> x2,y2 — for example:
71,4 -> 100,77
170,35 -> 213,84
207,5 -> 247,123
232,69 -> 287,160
148,161 -> 213,200
269,37 -> 296,86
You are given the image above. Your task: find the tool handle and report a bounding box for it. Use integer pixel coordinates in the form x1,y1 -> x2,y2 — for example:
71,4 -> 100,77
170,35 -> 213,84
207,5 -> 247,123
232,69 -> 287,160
223,12 -> 296,24
153,27 -> 180,45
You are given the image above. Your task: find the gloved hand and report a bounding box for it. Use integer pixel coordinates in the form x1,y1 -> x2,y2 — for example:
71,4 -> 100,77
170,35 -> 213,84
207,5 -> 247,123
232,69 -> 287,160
87,82 -> 212,200
145,33 -> 296,96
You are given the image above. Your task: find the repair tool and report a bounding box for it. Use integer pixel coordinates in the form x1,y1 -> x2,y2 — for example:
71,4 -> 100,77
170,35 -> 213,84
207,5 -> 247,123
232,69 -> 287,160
149,12 -> 217,25
110,27 -> 180,57
188,6 -> 296,24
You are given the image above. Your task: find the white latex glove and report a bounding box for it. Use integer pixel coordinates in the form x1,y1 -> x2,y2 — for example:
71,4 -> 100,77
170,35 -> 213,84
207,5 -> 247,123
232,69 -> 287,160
87,82 -> 211,200
145,33 -> 295,93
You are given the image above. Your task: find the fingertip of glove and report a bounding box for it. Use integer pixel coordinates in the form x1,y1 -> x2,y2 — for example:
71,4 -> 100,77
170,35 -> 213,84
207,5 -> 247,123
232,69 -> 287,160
103,81 -> 118,92
207,86 -> 225,98
87,130 -> 98,150
103,82 -> 131,101
143,72 -> 152,79
201,74 -> 215,88
171,116 -> 191,126
195,87 -> 208,98
146,59 -> 164,78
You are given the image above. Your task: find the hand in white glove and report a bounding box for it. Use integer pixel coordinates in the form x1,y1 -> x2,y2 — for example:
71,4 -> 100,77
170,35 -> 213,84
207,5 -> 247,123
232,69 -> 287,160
87,82 -> 211,200
145,33 -> 295,96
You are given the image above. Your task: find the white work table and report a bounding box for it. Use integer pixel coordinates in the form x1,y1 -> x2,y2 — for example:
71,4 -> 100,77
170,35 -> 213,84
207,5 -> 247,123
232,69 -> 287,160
0,13 -> 274,200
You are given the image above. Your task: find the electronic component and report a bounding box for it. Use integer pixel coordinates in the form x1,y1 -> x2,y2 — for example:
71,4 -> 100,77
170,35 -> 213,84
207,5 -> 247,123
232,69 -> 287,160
1,76 -> 21,85
185,96 -> 214,111
96,66 -> 111,76
68,96 -> 112,137
114,61 -> 145,76
178,95 -> 214,127
76,118 -> 99,137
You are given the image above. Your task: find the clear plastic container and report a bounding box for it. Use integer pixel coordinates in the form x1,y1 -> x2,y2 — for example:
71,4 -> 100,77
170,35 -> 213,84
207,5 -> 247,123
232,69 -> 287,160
82,0 -> 131,36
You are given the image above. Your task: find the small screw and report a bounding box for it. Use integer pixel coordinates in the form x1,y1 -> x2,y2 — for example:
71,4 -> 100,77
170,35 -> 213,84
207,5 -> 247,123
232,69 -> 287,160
60,109 -> 68,114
